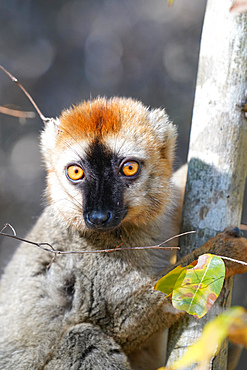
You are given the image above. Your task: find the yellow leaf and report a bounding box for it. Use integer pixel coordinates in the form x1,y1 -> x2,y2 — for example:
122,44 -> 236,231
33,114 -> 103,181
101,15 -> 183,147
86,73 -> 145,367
167,0 -> 175,6
154,265 -> 186,296
228,311 -> 247,347
167,307 -> 246,370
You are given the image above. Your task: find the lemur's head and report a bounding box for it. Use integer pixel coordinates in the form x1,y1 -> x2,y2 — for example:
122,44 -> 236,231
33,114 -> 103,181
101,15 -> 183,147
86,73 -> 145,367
41,97 -> 177,233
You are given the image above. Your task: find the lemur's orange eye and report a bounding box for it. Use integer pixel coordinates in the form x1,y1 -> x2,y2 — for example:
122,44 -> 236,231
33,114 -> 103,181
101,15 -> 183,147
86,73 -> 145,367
66,165 -> 84,181
120,160 -> 140,177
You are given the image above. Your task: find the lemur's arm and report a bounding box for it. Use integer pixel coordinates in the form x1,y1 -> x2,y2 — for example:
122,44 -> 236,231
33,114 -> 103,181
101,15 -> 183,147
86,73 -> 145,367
171,227 -> 247,278
43,227 -> 247,370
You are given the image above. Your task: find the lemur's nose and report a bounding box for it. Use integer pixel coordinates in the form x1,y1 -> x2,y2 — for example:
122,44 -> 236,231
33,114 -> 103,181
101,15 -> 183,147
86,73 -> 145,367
87,210 -> 112,227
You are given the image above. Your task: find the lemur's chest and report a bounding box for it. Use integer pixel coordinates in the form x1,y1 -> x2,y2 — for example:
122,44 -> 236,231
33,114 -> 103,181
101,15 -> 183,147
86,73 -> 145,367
45,252 -> 151,327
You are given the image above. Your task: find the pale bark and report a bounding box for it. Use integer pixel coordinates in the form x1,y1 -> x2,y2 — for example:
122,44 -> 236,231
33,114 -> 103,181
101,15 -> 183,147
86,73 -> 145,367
167,0 -> 247,368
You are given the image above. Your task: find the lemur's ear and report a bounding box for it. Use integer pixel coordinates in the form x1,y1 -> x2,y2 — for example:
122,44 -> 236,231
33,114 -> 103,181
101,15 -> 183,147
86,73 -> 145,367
40,118 -> 61,165
148,109 -> 177,161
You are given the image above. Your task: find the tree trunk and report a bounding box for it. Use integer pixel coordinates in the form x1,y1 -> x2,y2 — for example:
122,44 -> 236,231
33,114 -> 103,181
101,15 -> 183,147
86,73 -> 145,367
167,0 -> 247,368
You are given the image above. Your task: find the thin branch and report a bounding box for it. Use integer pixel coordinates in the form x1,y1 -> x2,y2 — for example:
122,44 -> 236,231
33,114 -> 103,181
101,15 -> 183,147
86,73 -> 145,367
159,230 -> 196,246
218,255 -> 247,267
0,65 -> 52,125
0,223 -> 16,236
0,232 -> 55,253
0,231 -> 179,254
0,106 -> 36,119
3,224 -> 246,266
0,226 -> 198,258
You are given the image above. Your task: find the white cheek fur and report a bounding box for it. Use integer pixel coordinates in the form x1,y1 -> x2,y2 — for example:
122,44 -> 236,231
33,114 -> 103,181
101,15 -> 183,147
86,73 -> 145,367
48,171 -> 86,230
46,144 -> 88,229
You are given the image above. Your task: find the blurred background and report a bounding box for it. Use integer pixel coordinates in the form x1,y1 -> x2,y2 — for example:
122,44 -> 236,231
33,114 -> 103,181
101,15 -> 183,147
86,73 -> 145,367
0,0 -> 246,367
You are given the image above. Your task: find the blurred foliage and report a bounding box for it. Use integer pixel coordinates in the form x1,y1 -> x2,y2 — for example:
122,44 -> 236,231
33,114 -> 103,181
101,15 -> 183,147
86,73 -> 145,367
161,306 -> 247,370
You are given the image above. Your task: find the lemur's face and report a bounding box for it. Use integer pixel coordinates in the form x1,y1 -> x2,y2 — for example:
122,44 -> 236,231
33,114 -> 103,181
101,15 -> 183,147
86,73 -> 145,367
41,97 -> 177,232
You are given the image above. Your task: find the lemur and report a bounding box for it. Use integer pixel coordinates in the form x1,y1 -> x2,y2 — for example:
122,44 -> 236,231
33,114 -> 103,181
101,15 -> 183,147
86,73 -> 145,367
0,97 -> 247,369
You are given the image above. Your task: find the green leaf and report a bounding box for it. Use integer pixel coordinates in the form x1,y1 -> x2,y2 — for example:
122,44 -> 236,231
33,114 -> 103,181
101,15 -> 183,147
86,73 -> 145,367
154,265 -> 186,296
154,262 -> 196,296
172,254 -> 225,318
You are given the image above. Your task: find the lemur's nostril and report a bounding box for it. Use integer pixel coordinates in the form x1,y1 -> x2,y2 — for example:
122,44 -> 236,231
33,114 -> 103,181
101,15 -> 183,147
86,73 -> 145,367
87,211 -> 112,226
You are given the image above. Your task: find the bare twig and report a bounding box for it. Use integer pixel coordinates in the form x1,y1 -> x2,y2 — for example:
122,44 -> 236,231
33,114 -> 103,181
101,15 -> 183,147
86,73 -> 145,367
0,223 -> 16,236
3,224 -> 246,267
0,106 -> 36,120
0,226 -> 198,258
0,65 -> 52,125
0,231 -> 55,253
218,255 -> 247,267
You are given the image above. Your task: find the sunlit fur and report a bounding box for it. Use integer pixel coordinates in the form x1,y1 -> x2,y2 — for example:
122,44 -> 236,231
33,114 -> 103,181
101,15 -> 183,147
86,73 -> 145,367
41,97 -> 177,235
0,97 -> 183,370
1,97 -> 246,370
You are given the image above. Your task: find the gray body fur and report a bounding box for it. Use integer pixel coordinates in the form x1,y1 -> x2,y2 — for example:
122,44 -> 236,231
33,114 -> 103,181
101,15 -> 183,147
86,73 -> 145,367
0,202 -> 182,370
0,98 -> 184,369
0,98 -> 245,369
